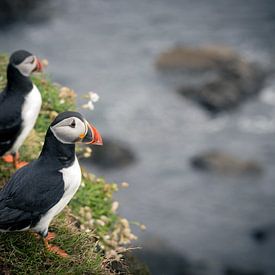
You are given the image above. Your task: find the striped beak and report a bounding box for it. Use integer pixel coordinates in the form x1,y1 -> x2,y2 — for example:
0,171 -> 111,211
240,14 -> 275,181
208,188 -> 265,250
35,57 -> 43,72
81,121 -> 103,145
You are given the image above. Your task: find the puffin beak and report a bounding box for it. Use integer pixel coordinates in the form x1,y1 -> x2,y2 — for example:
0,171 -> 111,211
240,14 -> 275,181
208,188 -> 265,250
81,122 -> 103,145
35,57 -> 43,72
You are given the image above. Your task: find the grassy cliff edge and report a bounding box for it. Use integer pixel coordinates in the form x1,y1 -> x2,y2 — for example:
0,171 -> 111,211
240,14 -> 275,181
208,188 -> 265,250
0,55 -> 147,275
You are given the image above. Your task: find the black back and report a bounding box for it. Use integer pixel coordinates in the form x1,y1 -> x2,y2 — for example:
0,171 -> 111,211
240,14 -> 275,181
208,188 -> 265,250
0,50 -> 34,155
0,127 -> 76,233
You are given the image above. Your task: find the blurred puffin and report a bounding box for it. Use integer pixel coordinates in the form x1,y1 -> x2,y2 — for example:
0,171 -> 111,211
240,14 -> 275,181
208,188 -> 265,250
0,50 -> 43,168
0,111 -> 103,257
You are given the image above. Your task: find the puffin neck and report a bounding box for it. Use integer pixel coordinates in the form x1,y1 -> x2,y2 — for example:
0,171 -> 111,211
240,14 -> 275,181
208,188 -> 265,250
39,129 -> 76,168
6,64 -> 33,94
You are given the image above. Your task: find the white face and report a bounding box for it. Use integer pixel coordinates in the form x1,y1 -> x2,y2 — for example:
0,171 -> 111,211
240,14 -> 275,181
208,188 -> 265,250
50,117 -> 88,144
14,55 -> 37,77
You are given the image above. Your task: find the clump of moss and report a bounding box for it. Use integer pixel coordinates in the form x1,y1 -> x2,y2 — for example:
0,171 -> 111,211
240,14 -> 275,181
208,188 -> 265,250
0,55 -> 140,274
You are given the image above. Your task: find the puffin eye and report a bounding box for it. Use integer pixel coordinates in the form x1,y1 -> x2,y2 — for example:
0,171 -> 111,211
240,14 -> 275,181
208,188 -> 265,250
70,120 -> 76,128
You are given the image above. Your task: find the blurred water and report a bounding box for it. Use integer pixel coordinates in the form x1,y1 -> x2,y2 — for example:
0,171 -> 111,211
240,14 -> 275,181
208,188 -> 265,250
1,0 -> 275,274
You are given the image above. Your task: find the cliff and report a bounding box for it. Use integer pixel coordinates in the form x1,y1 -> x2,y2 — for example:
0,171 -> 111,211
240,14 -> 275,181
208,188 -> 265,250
0,55 -> 149,275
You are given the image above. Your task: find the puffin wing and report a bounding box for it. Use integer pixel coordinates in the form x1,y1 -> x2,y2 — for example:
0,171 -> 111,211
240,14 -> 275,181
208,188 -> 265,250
0,118 -> 22,154
0,160 -> 65,230
0,203 -> 35,231
0,92 -> 23,155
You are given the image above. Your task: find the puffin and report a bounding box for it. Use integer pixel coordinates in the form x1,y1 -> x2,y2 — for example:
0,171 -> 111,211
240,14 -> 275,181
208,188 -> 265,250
0,50 -> 43,169
0,111 -> 103,257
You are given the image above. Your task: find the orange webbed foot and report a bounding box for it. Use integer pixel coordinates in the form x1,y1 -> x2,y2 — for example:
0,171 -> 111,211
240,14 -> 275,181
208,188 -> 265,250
2,154 -> 14,163
47,244 -> 68,258
45,232 -> 56,242
10,152 -> 28,169
43,238 -> 68,258
15,161 -> 28,169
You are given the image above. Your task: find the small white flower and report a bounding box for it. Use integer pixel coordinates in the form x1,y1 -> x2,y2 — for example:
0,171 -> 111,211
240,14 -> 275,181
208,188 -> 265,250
111,201 -> 119,213
81,92 -> 100,111
121,182 -> 129,188
82,100 -> 95,110
140,224 -> 146,230
88,92 -> 100,102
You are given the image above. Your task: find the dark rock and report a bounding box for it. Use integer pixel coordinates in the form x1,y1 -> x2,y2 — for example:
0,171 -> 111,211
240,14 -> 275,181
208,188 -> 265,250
135,237 -> 208,275
179,79 -> 244,113
224,267 -> 265,275
108,252 -> 150,275
250,224 -> 275,244
0,0 -> 54,26
82,138 -> 136,169
156,45 -> 266,113
191,151 -> 263,175
156,45 -> 244,71
251,229 -> 269,243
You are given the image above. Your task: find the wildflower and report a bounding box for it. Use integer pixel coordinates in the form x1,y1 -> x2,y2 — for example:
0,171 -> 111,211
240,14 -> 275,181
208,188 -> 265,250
129,233 -> 138,240
121,182 -> 129,188
83,146 -> 92,158
96,219 -> 105,226
42,59 -> 49,67
82,100 -> 95,110
85,211 -> 92,220
140,224 -> 146,230
120,218 -> 129,228
82,92 -> 100,110
59,86 -> 76,99
90,91 -> 99,102
111,201 -> 119,213
49,111 -> 58,121
100,215 -> 109,222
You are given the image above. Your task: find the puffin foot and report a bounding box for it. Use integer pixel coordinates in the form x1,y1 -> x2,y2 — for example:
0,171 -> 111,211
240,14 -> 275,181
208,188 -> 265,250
32,231 -> 56,241
15,161 -> 28,169
2,154 -> 13,163
9,153 -> 28,169
46,232 -> 56,242
2,153 -> 28,169
43,239 -> 68,258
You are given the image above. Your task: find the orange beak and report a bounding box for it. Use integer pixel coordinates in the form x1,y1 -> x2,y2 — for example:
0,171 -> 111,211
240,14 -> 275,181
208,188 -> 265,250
35,58 -> 43,72
82,123 -> 103,145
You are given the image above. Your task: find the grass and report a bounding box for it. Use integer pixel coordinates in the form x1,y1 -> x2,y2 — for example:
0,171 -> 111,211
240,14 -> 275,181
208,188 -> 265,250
0,54 -> 141,274
0,211 -> 104,275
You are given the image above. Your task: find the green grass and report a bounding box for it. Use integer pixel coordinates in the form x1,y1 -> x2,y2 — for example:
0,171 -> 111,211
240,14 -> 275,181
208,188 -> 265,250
0,212 -> 104,275
0,55 -> 139,274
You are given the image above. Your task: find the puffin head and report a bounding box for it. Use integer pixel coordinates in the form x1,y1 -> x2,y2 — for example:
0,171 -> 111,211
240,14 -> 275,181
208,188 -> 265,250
50,111 -> 103,145
9,50 -> 43,77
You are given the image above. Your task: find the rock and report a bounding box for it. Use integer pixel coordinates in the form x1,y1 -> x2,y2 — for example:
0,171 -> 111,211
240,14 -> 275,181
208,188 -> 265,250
156,45 -> 244,71
155,45 -> 266,113
109,252 -> 150,275
251,228 -> 269,243
190,151 -> 263,175
224,267 -> 265,275
135,236 -> 208,275
0,0 -> 53,25
178,79 -> 244,113
251,224 -> 275,244
81,138 -> 136,169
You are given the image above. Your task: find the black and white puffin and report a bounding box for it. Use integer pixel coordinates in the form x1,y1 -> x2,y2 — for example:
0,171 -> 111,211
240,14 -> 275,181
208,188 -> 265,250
0,50 -> 43,168
0,111 -> 103,257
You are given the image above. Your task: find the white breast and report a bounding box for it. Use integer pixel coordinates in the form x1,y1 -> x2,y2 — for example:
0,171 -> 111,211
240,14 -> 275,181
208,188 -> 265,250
33,157 -> 82,234
11,84 -> 42,153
